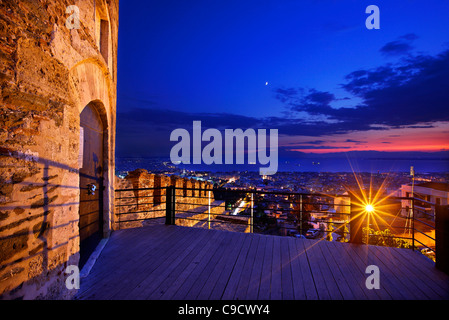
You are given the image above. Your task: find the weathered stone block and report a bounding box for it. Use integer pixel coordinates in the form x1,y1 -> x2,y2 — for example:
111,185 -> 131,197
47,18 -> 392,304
0,0 -> 119,299
0,229 -> 29,263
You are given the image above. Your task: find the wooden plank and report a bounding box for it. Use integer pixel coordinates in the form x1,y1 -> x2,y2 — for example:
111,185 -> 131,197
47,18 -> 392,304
301,239 -> 331,300
369,244 -> 423,299
220,235 -> 253,300
80,225 -> 167,278
244,234 -> 267,300
318,240 -> 355,300
144,229 -> 220,299
136,228 -> 214,299
154,229 -> 225,300
83,225 -> 172,276
326,241 -> 369,300
195,231 -> 247,300
76,227 -> 159,295
372,246 -> 448,299
81,225 -> 170,279
287,237 -> 317,300
344,243 -> 393,300
170,230 -> 235,300
233,235 -> 261,300
269,236 -> 283,300
369,245 -> 436,299
257,235 -> 273,300
339,243 -> 382,300
286,237 -> 306,300
279,237 -> 294,300
390,247 -> 449,297
76,225 -> 449,300
77,225 -> 186,299
313,240 -> 344,300
180,231 -> 244,299
97,226 -> 199,299
123,227 -> 207,299
369,245 -> 422,299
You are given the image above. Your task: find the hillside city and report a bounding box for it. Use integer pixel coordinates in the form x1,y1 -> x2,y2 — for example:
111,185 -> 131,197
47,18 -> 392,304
116,157 -> 449,196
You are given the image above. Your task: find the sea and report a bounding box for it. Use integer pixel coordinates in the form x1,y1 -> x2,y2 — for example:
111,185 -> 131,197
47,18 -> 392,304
176,158 -> 449,173
117,157 -> 449,174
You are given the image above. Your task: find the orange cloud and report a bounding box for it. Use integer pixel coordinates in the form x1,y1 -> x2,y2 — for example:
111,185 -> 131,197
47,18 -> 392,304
283,122 -> 449,154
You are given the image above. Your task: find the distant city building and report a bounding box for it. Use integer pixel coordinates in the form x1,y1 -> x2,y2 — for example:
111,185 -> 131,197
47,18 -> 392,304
335,192 -> 351,218
401,182 -> 449,219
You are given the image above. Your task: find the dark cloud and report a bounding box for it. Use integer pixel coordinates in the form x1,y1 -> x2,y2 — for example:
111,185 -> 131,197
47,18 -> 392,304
345,139 -> 367,144
380,33 -> 418,57
380,41 -> 414,56
400,33 -> 419,41
306,89 -> 335,105
342,65 -> 410,95
402,124 -> 435,129
279,88 -> 338,118
274,87 -> 301,103
286,145 -> 351,150
293,140 -> 327,145
277,48 -> 449,131
117,44 -> 449,157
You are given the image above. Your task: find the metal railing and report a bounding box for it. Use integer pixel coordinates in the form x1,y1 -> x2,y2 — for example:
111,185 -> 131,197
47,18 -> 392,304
114,186 -> 438,257
115,186 -> 352,237
408,198 -> 437,260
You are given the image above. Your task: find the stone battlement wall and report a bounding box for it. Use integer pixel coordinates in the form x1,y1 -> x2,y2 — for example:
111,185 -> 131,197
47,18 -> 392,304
114,169 -> 224,229
114,169 -> 254,233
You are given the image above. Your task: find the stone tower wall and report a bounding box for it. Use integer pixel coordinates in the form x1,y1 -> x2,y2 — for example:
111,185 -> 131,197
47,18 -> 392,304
0,0 -> 119,300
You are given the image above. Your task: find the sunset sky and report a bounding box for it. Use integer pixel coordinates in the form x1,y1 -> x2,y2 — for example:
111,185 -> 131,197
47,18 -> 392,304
116,0 -> 449,159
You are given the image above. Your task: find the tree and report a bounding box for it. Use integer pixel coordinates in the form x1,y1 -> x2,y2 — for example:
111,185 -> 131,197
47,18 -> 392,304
335,223 -> 349,242
362,227 -> 411,249
326,218 -> 334,241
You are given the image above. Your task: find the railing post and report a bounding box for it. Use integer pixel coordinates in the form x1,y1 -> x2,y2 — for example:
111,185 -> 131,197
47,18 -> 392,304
118,190 -> 121,230
299,194 -> 303,236
411,198 -> 415,251
436,205 -> 449,275
349,194 -> 364,244
208,190 -> 211,230
165,186 -> 176,225
172,185 -> 176,225
250,192 -> 254,233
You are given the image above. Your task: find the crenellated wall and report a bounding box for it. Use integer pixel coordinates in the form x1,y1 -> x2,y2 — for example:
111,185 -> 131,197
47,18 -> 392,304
114,169 -> 223,230
114,169 -> 254,233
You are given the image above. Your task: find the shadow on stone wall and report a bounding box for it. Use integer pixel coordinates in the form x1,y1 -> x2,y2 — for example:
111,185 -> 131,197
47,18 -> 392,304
0,148 -> 81,299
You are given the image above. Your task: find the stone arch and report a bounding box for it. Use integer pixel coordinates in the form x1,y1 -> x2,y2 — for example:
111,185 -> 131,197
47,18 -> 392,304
69,59 -> 116,244
69,58 -> 114,115
78,101 -> 107,268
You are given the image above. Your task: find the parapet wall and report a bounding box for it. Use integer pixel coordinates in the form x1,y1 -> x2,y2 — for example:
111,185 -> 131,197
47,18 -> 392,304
114,170 -> 220,230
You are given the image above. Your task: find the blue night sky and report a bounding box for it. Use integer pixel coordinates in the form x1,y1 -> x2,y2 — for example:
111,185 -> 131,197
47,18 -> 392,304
116,0 -> 449,160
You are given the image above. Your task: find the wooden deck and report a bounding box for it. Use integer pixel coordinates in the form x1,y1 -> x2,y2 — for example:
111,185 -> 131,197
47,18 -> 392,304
75,225 -> 449,300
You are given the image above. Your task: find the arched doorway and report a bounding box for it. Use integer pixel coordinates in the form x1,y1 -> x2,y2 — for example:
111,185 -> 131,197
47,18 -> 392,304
79,102 -> 105,269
